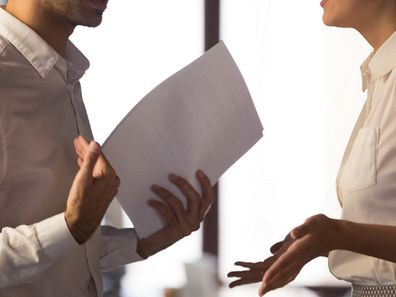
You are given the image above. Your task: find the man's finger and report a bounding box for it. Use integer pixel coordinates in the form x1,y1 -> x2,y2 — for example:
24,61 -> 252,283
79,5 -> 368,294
74,136 -> 90,158
77,135 -> 90,146
79,141 -> 101,183
169,174 -> 200,219
75,146 -> 84,160
75,135 -> 113,178
151,185 -> 191,235
196,170 -> 215,219
148,199 -> 175,225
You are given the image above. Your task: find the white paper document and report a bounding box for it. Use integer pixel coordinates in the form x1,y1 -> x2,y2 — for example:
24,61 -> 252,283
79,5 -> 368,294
102,41 -> 263,238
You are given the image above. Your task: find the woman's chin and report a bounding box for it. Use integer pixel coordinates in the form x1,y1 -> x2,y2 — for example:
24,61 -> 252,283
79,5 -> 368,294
322,15 -> 333,27
322,14 -> 342,27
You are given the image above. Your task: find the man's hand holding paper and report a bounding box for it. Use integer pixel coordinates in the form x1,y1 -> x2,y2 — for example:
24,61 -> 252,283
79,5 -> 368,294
75,136 -> 215,258
137,170 -> 214,258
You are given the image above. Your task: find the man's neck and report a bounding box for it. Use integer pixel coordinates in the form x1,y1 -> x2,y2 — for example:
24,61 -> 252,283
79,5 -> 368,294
5,1 -> 75,57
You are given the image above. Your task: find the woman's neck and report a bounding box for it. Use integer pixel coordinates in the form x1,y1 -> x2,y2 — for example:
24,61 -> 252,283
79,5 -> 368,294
356,4 -> 396,51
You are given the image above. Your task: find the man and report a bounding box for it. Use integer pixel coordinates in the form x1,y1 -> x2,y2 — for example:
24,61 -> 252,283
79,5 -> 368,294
0,0 -> 215,296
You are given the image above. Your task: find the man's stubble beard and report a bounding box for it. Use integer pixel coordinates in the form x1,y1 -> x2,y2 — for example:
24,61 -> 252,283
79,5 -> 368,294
42,0 -> 103,28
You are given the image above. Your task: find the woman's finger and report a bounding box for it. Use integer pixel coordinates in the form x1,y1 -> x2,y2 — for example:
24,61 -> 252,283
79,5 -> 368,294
234,261 -> 266,269
260,261 -> 301,296
270,241 -> 284,254
234,261 -> 257,268
260,242 -> 306,294
229,276 -> 262,288
290,224 -> 308,239
227,270 -> 262,279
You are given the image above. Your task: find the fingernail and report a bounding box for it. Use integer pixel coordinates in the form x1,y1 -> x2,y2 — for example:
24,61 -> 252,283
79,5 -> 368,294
88,141 -> 101,154
258,288 -> 265,297
147,199 -> 156,206
78,135 -> 85,143
169,173 -> 178,181
151,184 -> 159,191
196,170 -> 204,178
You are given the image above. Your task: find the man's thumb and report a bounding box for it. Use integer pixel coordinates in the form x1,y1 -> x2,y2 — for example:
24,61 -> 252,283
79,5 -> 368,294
80,141 -> 101,178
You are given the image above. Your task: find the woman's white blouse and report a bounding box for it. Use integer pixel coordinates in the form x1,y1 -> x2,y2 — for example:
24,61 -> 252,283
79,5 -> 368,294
329,31 -> 396,285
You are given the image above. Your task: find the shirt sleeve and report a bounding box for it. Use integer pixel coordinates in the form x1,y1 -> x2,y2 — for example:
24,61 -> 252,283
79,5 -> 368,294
99,226 -> 144,272
0,213 -> 78,288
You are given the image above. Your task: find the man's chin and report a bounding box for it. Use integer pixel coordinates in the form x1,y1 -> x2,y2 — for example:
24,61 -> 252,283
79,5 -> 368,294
77,14 -> 103,28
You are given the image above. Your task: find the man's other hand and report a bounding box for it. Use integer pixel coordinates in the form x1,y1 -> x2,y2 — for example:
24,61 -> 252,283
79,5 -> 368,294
65,136 -> 120,244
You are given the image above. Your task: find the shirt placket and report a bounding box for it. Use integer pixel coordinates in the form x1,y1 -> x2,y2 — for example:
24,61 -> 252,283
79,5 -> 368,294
335,74 -> 375,206
66,67 -> 99,296
365,76 -> 376,120
66,68 -> 93,140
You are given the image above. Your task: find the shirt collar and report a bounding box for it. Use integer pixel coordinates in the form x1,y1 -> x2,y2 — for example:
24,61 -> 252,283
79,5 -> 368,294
361,31 -> 396,91
62,41 -> 90,83
0,8 -> 89,80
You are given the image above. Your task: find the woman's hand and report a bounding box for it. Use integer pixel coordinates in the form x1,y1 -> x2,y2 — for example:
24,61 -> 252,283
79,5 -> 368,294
228,233 -> 294,288
228,258 -> 276,288
259,214 -> 340,296
228,214 -> 341,296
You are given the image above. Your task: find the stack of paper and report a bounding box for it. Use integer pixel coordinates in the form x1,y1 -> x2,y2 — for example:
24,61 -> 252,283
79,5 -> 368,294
103,41 -> 263,238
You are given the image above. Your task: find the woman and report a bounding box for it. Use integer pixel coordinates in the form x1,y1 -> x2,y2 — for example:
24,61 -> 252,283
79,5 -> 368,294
228,1 -> 396,296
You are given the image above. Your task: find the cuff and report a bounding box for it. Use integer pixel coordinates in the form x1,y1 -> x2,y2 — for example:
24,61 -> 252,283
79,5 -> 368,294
35,213 -> 79,261
100,227 -> 144,271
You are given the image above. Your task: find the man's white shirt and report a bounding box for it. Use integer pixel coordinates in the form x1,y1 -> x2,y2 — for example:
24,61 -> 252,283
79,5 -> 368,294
0,8 -> 142,296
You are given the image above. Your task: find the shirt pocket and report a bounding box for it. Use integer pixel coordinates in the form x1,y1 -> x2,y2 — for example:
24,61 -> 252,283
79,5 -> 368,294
344,126 -> 379,193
